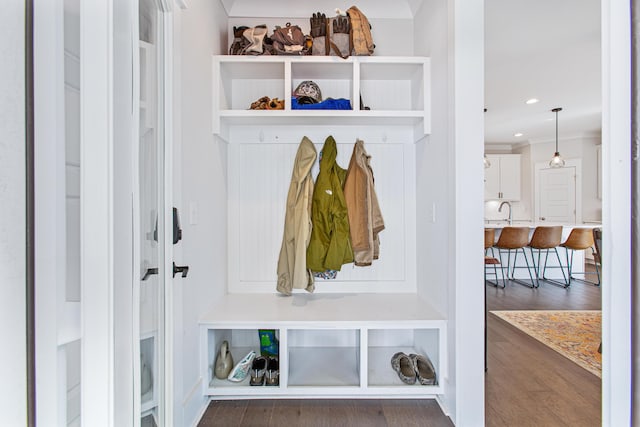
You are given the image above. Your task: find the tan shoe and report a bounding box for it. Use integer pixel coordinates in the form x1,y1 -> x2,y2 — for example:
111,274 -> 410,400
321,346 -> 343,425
391,352 -> 416,384
410,353 -> 437,385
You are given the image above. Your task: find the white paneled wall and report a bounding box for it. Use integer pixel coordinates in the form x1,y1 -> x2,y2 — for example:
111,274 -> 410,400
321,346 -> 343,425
228,133 -> 417,293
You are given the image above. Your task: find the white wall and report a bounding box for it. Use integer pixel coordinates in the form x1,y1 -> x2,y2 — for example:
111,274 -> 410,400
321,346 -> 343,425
414,1 -> 449,320
174,0 -> 229,425
0,2 -> 27,425
415,0 -> 485,424
485,136 -> 602,223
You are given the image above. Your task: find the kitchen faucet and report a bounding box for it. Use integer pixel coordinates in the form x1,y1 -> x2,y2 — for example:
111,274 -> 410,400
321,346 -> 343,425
498,201 -> 512,225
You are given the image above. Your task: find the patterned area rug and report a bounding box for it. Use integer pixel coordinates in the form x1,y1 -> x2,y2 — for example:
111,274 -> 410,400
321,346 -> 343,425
491,310 -> 602,377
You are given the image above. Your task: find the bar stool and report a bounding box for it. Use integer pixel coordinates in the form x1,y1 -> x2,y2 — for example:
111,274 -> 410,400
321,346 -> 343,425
527,226 -> 567,288
484,228 -> 503,287
593,228 -> 602,285
494,227 -> 535,288
543,227 -> 600,286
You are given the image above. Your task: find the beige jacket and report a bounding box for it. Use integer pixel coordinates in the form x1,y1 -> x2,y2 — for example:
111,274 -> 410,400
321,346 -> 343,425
277,137 -> 317,295
343,140 -> 385,266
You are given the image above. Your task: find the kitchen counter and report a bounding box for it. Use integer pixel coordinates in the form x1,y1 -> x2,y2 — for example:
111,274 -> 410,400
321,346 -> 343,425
484,222 -> 602,229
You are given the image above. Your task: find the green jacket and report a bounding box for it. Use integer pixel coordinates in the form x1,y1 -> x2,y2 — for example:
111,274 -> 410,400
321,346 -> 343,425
307,136 -> 354,272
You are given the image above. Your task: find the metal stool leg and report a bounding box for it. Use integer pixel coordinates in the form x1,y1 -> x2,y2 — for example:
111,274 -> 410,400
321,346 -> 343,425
540,247 -> 570,288
509,247 -> 536,288
566,247 -> 601,286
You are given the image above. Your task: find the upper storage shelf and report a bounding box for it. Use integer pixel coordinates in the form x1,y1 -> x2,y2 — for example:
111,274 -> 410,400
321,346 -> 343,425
212,55 -> 431,137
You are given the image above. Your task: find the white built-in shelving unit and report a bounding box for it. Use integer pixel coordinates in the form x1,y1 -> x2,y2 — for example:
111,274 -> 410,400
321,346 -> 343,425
212,56 -> 430,140
200,54 -> 445,399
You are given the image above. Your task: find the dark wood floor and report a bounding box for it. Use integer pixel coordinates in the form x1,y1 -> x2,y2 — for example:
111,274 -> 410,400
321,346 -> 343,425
198,275 -> 602,427
198,399 -> 453,427
485,276 -> 601,427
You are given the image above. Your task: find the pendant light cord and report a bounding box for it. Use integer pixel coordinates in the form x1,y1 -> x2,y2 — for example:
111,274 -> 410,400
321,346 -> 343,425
555,109 -> 559,152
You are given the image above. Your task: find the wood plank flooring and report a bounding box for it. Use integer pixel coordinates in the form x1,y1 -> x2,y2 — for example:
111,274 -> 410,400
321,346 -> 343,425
198,399 -> 453,427
485,277 -> 602,427
198,276 -> 602,427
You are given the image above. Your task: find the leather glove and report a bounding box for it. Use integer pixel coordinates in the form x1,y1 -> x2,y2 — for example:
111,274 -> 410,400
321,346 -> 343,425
333,16 -> 350,34
310,12 -> 327,38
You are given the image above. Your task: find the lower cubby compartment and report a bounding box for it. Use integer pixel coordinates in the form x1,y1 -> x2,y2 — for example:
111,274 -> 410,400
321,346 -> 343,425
206,328 -> 281,392
287,329 -> 360,387
367,328 -> 440,389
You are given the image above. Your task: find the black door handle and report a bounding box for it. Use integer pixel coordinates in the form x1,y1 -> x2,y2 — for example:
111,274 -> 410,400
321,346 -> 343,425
142,267 -> 158,281
173,262 -> 189,278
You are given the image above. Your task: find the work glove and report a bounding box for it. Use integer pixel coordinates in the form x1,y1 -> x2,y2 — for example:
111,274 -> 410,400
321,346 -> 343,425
310,12 -> 327,38
333,16 -> 350,34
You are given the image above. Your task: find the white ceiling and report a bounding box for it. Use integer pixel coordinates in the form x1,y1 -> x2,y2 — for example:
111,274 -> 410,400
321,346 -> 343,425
484,0 -> 601,146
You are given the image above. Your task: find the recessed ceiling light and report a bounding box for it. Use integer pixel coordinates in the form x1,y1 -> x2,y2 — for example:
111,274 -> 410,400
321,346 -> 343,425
514,133 -> 524,137
525,98 -> 539,105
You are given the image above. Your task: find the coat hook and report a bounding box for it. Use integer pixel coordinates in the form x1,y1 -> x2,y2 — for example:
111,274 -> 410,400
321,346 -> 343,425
382,132 -> 387,143
259,130 -> 265,142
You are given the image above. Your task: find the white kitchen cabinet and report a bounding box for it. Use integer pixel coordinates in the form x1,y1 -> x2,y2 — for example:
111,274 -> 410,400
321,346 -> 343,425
484,154 -> 521,200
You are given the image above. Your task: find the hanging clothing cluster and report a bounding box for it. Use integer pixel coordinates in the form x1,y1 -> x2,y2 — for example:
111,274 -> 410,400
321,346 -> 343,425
276,136 -> 385,295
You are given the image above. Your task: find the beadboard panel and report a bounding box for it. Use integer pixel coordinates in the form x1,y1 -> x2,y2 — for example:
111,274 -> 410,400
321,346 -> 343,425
228,138 -> 416,293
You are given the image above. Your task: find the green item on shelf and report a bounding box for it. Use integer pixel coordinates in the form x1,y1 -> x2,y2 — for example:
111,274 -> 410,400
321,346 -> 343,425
259,329 -> 279,357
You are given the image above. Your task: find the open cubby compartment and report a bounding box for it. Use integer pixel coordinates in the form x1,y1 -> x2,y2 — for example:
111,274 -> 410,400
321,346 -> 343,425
216,57 -> 286,111
140,333 -> 157,412
287,328 -> 361,388
366,325 -> 444,394
291,59 -> 354,109
358,59 -> 428,112
206,328 -> 281,390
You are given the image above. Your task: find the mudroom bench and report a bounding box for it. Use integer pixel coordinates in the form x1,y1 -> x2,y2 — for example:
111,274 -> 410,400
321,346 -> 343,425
199,292 -> 446,399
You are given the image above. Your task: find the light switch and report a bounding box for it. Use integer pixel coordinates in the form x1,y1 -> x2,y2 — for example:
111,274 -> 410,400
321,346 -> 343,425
189,201 -> 198,225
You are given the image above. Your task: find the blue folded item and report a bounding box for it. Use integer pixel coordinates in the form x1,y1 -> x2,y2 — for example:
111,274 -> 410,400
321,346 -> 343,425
291,97 -> 352,110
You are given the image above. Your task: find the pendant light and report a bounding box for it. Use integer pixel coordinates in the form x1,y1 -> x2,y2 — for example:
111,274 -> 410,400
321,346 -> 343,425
483,108 -> 490,168
549,107 -> 565,168
483,154 -> 491,168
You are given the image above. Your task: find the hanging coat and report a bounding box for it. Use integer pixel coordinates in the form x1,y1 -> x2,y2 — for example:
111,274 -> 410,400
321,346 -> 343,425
343,139 -> 385,266
276,137 -> 317,295
306,136 -> 354,272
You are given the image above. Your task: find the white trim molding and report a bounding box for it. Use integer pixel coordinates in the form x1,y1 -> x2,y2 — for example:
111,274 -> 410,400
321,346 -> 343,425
80,0 -> 115,425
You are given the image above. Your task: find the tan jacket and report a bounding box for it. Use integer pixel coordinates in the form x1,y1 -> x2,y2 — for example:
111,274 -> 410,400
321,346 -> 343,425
277,137 -> 317,295
343,140 -> 385,266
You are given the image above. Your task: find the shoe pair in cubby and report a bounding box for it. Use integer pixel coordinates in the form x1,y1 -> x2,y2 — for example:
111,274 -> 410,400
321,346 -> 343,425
249,355 -> 279,386
390,351 -> 437,386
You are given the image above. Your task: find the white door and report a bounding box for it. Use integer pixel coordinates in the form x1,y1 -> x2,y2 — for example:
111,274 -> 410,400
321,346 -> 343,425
538,166 -> 576,223
136,0 -> 169,424
35,0 -> 174,424
35,0 -> 121,424
34,0 -> 83,424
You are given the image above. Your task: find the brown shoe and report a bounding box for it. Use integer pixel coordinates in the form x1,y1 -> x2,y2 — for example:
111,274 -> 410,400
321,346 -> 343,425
391,352 -> 416,384
249,356 -> 267,386
267,98 -> 285,110
250,96 -> 270,110
265,357 -> 279,386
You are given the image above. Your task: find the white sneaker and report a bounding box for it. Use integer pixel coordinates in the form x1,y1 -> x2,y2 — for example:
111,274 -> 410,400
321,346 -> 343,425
227,350 -> 256,382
